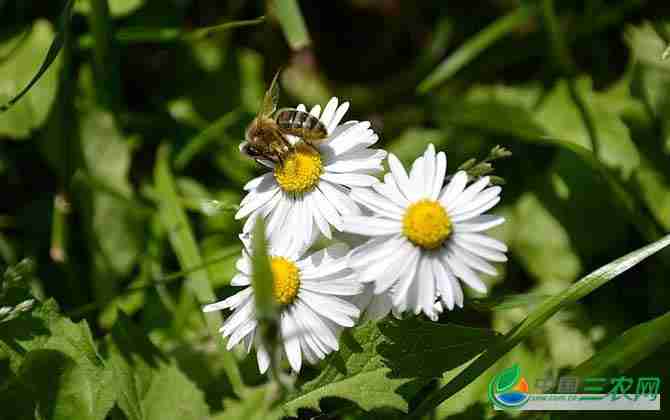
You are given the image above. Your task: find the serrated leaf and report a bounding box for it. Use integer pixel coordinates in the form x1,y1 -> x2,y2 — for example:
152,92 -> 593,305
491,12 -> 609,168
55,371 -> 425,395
106,314 -> 209,420
283,317 -> 499,416
0,299 -> 116,420
409,233 -> 670,418
535,78 -> 641,179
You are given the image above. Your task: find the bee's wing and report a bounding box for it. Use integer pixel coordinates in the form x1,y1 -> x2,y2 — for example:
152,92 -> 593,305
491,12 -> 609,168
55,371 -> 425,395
259,70 -> 281,118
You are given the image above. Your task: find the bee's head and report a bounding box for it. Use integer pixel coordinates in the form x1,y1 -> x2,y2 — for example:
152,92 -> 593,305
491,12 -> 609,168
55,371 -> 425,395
241,142 -> 263,158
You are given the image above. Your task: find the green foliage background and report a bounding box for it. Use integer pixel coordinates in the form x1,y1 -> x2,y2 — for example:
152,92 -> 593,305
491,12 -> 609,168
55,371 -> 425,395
1,0 -> 670,419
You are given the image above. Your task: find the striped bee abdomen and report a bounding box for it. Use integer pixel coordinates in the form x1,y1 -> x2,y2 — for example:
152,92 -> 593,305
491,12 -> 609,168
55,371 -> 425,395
275,108 -> 328,142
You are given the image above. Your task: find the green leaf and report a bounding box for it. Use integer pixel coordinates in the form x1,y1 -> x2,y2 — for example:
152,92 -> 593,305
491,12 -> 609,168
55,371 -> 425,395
0,0 -> 73,117
0,20 -> 64,138
251,218 -> 276,323
106,314 -> 209,420
418,6 -> 533,93
535,78 -> 641,179
571,310 -> 670,379
283,317 -> 499,416
494,364 -> 520,393
272,0 -> 311,50
408,233 -> 670,418
469,293 -> 552,311
0,299 -> 116,420
216,384 -> 283,420
154,145 -> 244,395
81,109 -> 142,276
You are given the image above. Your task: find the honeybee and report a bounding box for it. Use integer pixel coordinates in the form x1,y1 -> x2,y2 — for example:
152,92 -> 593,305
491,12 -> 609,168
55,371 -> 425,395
241,71 -> 329,165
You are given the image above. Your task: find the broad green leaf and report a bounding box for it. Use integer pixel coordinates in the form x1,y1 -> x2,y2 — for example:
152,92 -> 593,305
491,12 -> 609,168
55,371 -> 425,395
535,77 -> 641,179
216,384 -> 283,420
495,364 -> 520,393
571,310 -> 670,379
500,192 -> 581,283
408,233 -> 670,418
154,145 -> 244,395
418,6 -> 534,93
283,317 -> 499,416
81,109 -> 142,275
0,20 -> 63,138
106,314 -> 209,420
272,0 -> 311,50
0,300 -> 116,420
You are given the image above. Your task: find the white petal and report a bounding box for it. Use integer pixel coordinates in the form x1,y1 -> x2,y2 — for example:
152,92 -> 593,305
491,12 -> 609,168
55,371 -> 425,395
444,251 -> 487,293
320,97 -> 339,128
320,172 -> 379,187
423,144 -> 436,200
450,186 -> 501,216
243,173 -> 274,191
373,174 -> 410,207
230,273 -> 250,286
447,176 -> 490,213
374,243 -> 420,294
450,197 -> 501,223
454,215 -> 505,233
281,312 -> 302,372
301,275 -> 362,295
296,104 -> 307,112
439,171 -> 468,208
409,157 -> 425,198
226,319 -> 257,350
306,194 -> 332,239
324,157 -> 384,173
455,232 -> 508,253
328,102 -> 350,133
318,181 -> 361,216
349,235 -> 403,271
362,292 -> 393,321
431,152 -> 447,200
309,104 -> 321,118
327,122 -> 373,156
391,251 -> 421,307
432,258 -> 454,310
235,187 -> 279,220
299,290 -> 359,327
387,153 -> 415,202
350,188 -> 404,219
220,297 -> 255,336
341,216 -> 401,236
312,187 -> 343,230
265,194 -> 291,239
256,344 -> 270,374
203,287 -> 252,312
451,243 -> 498,276
294,300 -> 339,351
418,257 -> 437,320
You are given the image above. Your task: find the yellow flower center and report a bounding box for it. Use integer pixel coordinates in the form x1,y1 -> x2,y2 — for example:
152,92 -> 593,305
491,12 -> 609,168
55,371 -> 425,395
271,256 -> 301,305
274,144 -> 323,194
402,199 -> 452,249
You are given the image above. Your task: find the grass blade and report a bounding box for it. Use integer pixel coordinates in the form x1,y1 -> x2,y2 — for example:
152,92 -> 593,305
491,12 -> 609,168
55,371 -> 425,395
0,0 -> 74,112
409,233 -> 670,418
272,0 -> 311,50
174,109 -> 242,170
571,310 -> 670,379
417,5 -> 533,93
250,218 -> 276,324
87,0 -> 122,112
77,17 -> 265,48
154,145 -> 244,396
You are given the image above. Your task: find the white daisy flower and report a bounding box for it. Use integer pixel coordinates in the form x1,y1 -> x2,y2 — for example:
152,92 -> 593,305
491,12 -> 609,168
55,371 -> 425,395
203,235 -> 363,374
342,144 -> 507,321
236,97 -> 386,248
